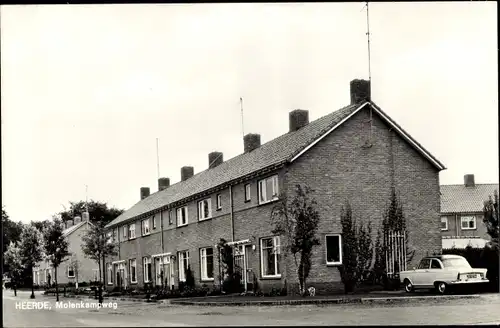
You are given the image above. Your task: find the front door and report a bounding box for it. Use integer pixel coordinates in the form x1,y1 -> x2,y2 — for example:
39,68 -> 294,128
155,257 -> 163,286
162,256 -> 173,290
119,263 -> 126,288
233,245 -> 247,292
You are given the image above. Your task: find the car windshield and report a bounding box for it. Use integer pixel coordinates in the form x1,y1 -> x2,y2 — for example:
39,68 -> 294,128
441,258 -> 471,268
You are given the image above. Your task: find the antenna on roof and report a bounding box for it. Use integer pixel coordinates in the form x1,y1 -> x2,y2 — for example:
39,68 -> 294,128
240,97 -> 245,138
365,1 -> 372,83
156,138 -> 160,180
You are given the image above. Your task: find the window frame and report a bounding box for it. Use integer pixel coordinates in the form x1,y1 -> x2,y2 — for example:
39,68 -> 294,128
325,234 -> 343,266
460,216 -> 476,230
129,259 -> 137,283
200,247 -> 215,281
260,236 -> 281,278
128,223 -> 136,239
67,265 -> 75,278
177,206 -> 189,227
168,210 -> 173,225
198,198 -> 212,221
441,217 -> 448,231
258,175 -> 279,205
142,218 -> 150,236
244,184 -> 251,202
152,215 -> 157,230
123,226 -> 127,239
143,257 -> 152,283
216,194 -> 222,210
178,250 -> 190,282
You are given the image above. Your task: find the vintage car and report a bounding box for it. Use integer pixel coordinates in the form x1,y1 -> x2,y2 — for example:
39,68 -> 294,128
399,254 -> 489,294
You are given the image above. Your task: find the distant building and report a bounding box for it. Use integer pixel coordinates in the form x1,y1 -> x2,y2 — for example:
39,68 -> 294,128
33,215 -> 99,287
440,174 -> 498,250
104,79 -> 445,295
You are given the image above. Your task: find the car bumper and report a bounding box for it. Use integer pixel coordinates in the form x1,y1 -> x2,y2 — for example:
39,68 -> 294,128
449,279 -> 489,285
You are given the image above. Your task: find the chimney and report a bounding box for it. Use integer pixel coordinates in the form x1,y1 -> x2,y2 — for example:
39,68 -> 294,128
65,219 -> 73,229
289,109 -> 309,132
464,174 -> 475,188
74,216 -> 81,224
350,79 -> 371,104
243,133 -> 261,153
158,177 -> 170,191
208,152 -> 223,169
181,166 -> 194,181
82,211 -> 89,222
140,187 -> 150,200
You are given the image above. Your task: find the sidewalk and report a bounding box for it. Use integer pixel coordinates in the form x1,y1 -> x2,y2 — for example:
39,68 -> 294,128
166,290 -> 496,307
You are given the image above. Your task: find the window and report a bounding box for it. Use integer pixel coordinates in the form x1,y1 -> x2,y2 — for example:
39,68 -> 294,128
123,226 -> 127,238
244,184 -> 251,202
113,229 -> 117,242
198,199 -> 212,221
430,259 -> 442,269
93,269 -> 99,281
152,215 -> 157,230
258,175 -> 279,204
67,265 -> 75,278
260,236 -> 281,277
106,263 -> 113,285
177,207 -> 188,226
143,257 -> 152,283
168,210 -> 173,225
216,194 -> 222,210
128,223 -> 136,239
461,216 -> 476,230
441,217 -> 448,231
178,250 -> 190,282
142,219 -> 150,236
418,259 -> 431,270
325,234 -> 342,265
129,259 -> 137,283
200,248 -> 214,280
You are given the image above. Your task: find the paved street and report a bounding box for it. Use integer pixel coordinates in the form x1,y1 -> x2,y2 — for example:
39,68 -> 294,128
3,290 -> 500,326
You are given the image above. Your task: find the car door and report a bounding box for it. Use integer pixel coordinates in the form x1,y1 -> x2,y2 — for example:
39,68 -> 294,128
413,258 -> 431,286
424,259 -> 443,287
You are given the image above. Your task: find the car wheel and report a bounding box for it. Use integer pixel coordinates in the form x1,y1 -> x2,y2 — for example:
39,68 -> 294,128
435,282 -> 447,295
404,279 -> 414,293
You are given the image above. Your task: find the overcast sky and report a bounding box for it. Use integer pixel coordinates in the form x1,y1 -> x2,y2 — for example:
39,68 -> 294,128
1,3 -> 498,223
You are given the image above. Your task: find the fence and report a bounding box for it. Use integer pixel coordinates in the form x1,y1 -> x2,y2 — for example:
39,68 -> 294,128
385,231 -> 406,278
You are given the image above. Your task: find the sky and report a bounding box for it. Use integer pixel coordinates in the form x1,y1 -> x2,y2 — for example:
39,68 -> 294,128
1,2 -> 498,223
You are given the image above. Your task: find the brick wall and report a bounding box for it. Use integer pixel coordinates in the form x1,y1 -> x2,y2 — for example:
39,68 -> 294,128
284,105 -> 441,294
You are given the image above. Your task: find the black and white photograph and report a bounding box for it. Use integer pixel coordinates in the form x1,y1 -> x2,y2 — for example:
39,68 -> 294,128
1,2 -> 498,327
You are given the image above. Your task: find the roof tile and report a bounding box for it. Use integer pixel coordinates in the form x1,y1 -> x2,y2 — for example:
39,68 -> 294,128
106,103 -> 360,228
440,184 -> 498,214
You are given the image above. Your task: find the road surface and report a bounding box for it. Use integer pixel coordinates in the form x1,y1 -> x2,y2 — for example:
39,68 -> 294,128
3,290 -> 500,326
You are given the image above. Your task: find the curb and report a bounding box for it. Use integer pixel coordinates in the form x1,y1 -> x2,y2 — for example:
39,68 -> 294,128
45,294 -> 157,304
169,294 -> 483,307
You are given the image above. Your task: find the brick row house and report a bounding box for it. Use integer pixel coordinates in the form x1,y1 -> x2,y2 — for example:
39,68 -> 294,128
440,174 -> 498,249
104,79 -> 446,294
33,214 -> 99,287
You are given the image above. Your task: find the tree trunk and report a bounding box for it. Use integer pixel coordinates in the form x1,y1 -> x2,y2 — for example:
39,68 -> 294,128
30,265 -> 35,299
13,283 -> 17,297
98,255 -> 104,304
55,266 -> 59,302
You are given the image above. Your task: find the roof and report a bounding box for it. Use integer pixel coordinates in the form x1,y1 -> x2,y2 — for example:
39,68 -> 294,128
106,101 -> 445,229
442,237 -> 489,250
62,220 -> 91,237
440,183 -> 499,214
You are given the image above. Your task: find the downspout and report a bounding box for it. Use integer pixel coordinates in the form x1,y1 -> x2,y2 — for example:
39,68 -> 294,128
229,185 -> 235,242
455,214 -> 459,237
160,211 -> 165,254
